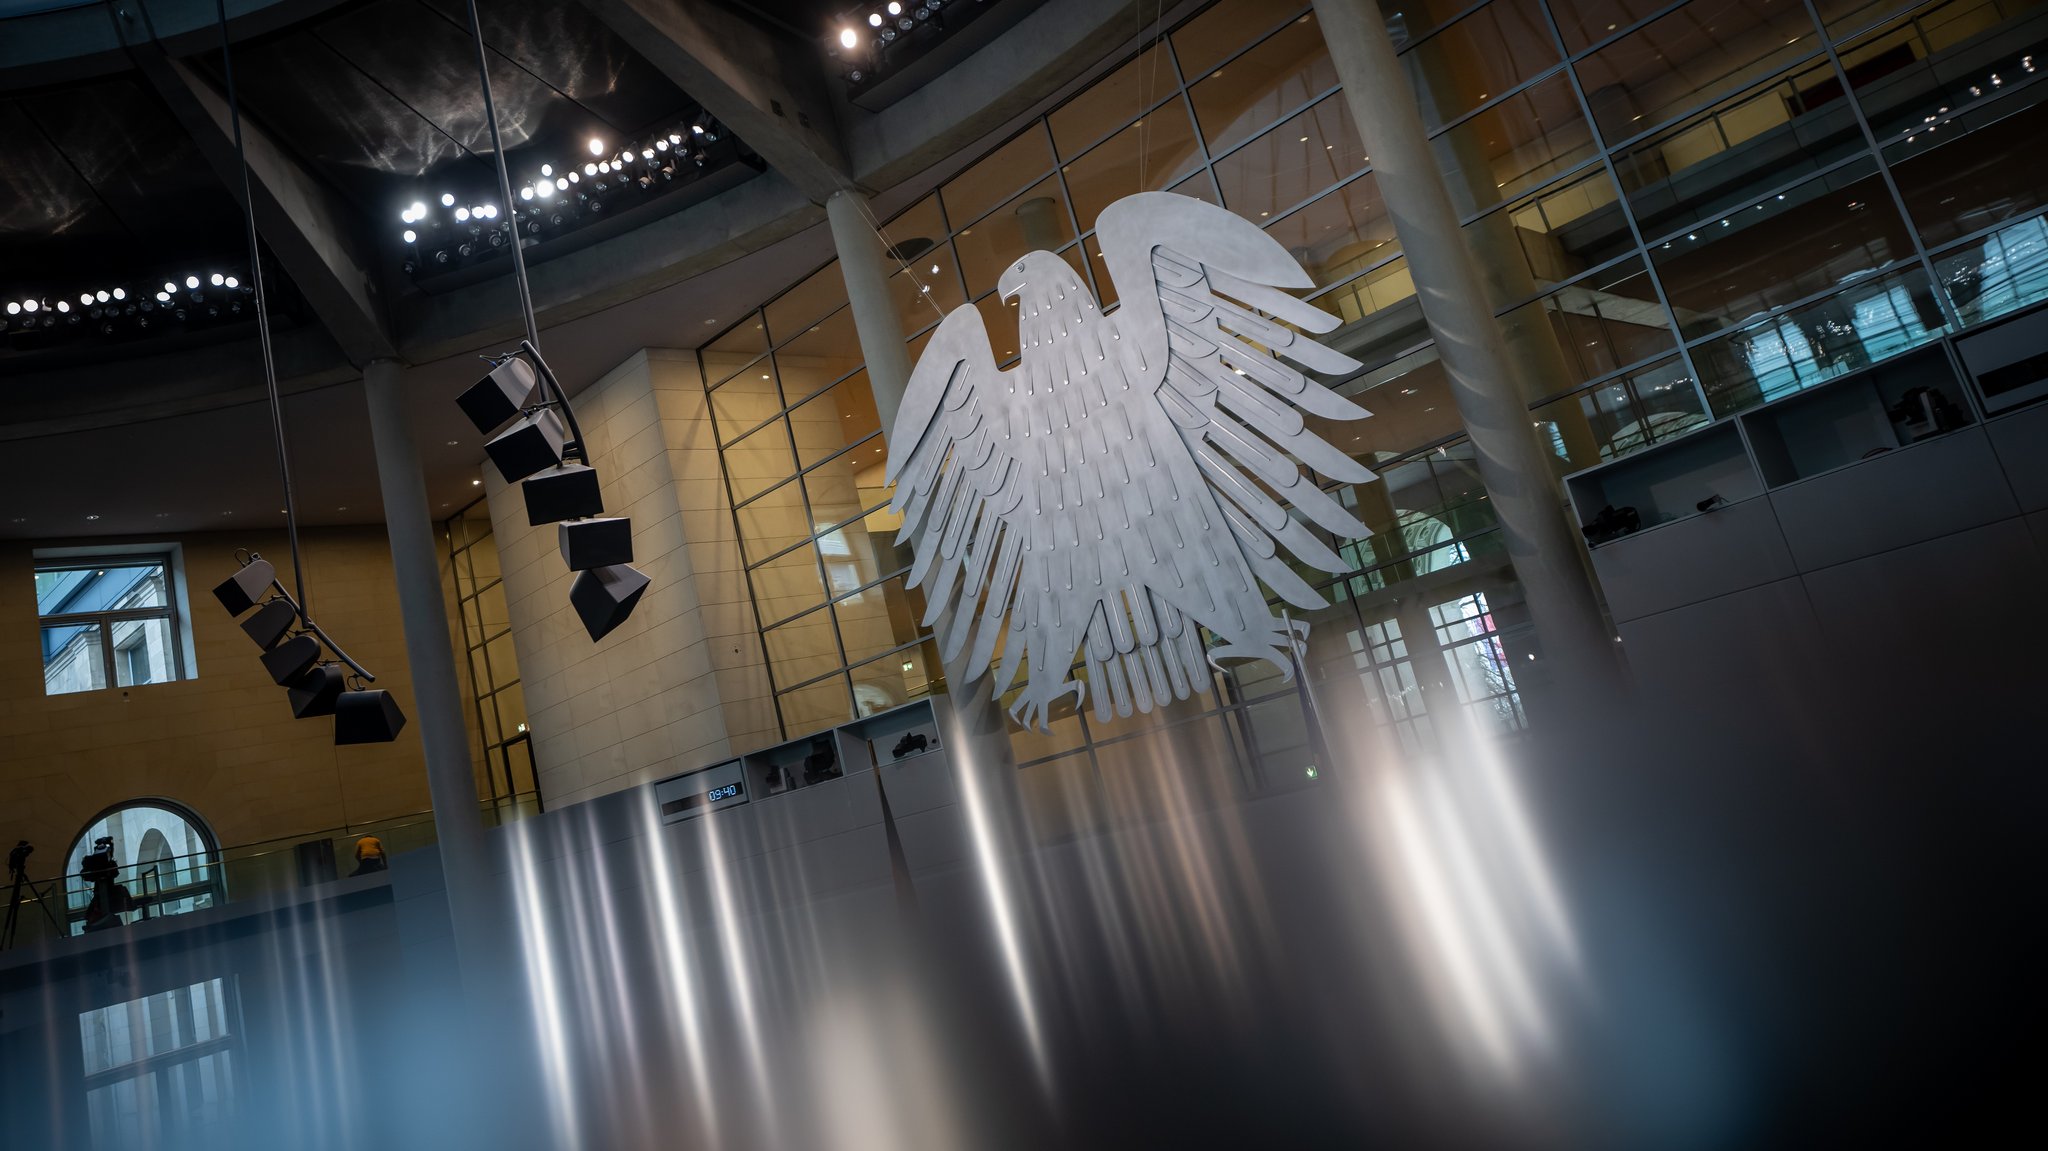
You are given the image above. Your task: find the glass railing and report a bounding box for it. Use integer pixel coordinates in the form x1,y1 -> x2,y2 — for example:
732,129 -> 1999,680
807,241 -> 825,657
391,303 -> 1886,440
1,792 -> 541,952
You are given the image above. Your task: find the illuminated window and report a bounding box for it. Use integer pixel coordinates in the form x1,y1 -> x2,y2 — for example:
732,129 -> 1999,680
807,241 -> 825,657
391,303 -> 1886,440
64,801 -> 223,935
34,552 -> 195,696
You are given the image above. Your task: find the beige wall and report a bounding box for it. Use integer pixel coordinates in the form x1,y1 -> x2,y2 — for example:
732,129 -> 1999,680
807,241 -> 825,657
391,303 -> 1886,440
0,526 -> 464,863
487,349 -> 773,807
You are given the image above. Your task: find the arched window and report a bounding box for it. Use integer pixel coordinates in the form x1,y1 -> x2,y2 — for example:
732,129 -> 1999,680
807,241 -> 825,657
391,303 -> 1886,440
64,800 -> 224,934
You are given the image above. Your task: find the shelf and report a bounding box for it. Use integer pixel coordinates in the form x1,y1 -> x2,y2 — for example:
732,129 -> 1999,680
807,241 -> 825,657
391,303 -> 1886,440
834,698 -> 943,774
1566,420 -> 1761,546
1738,345 -> 1973,488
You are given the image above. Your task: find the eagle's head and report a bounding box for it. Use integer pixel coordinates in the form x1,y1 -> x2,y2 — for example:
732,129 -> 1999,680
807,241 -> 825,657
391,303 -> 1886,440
997,250 -> 1083,307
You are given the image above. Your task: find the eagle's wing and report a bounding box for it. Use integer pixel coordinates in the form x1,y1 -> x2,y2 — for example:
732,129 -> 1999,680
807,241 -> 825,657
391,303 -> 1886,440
1096,192 -> 1376,640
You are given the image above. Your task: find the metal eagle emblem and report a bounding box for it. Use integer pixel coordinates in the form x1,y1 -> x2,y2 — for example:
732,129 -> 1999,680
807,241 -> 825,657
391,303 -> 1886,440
886,191 -> 1375,731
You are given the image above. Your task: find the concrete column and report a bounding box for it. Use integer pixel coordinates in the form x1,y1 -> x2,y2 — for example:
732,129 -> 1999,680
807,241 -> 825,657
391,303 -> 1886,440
1312,0 -> 1621,693
362,359 -> 492,953
826,188 -> 1018,772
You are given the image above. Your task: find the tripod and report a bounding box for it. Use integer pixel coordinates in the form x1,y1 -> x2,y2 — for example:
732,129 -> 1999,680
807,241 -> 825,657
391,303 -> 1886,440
2,860 -> 64,950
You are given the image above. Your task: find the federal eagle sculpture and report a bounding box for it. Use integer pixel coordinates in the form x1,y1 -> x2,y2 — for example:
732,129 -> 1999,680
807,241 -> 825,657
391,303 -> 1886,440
886,191 -> 1375,731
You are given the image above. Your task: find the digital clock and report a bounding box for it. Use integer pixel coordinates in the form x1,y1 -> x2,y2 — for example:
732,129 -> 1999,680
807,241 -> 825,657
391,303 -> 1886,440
706,783 -> 740,803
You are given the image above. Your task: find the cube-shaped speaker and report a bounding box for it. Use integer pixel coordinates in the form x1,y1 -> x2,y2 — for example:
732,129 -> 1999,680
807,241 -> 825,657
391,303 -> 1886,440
559,518 -> 634,571
335,689 -> 407,745
287,664 -> 346,718
213,557 -> 275,616
458,356 -> 538,434
241,598 -> 297,651
570,563 -> 649,642
261,634 -> 321,685
485,408 -> 567,484
522,462 -> 604,526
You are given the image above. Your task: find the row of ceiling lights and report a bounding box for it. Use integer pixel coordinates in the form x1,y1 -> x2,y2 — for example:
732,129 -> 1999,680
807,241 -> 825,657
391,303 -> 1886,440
833,0 -> 960,84
1,270 -> 254,336
392,122 -> 728,274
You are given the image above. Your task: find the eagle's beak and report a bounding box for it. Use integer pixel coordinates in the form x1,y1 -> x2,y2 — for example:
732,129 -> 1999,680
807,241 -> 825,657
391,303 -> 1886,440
999,282 -> 1024,301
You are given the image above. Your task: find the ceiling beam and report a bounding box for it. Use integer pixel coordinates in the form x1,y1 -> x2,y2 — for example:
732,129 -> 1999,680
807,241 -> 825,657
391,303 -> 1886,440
117,21 -> 397,365
578,0 -> 853,203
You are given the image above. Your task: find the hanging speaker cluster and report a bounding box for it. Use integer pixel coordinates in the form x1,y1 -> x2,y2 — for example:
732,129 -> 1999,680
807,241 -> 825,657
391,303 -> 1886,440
212,553 -> 407,743
459,343 -> 647,641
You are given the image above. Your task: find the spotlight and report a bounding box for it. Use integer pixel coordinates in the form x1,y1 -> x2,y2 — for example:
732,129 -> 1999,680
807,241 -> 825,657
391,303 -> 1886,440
455,207 -> 471,222
588,137 -> 605,155
569,563 -> 649,642
213,557 -> 277,615
458,356 -> 538,433
521,186 -> 534,200
57,300 -> 69,313
584,162 -> 598,176
334,689 -> 407,744
558,517 -> 634,570
522,462 -> 604,525
241,598 -> 298,650
4,304 -> 16,316
869,12 -> 882,25
186,276 -> 200,289
163,281 -> 177,294
111,288 -> 125,300
22,300 -> 35,313
260,634 -> 321,685
567,171 -> 579,184
411,200 -> 427,218
540,163 -> 553,177
286,664 -> 346,718
441,192 -> 456,206
484,409 -> 568,483
210,273 -> 224,286
226,277 -> 239,289
888,1 -> 902,13
96,290 -> 109,303
403,229 -> 418,243
692,123 -> 705,135
840,28 -> 859,48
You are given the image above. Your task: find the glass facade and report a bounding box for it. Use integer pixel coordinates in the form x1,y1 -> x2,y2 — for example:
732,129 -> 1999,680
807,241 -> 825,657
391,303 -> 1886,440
705,0 -> 2048,792
445,500 -> 538,816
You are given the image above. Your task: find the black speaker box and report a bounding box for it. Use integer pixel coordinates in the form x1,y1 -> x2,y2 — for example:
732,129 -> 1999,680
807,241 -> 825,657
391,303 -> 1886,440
335,690 -> 407,745
485,409 -> 567,484
241,598 -> 297,651
213,557 -> 275,616
570,563 -> 649,642
287,664 -> 346,718
522,462 -> 604,526
559,517 -> 634,571
261,634 -> 321,685
458,356 -> 537,434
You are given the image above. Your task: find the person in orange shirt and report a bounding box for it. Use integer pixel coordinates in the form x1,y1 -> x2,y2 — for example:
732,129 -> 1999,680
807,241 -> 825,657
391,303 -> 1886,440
350,835 -> 387,877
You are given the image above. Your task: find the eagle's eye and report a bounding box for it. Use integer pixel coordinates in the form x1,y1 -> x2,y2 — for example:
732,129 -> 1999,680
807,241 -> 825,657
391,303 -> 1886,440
1015,261 -> 1025,271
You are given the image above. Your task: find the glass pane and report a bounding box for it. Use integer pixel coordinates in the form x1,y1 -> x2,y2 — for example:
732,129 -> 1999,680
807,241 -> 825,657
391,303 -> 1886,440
772,306 -> 864,404
764,609 -> 842,688
1936,213 -> 2048,328
1612,62 -> 1853,241
475,579 -> 510,634
466,537 -> 500,587
1649,159 -> 1913,332
888,249 -> 965,335
1550,0 -> 1679,54
750,543 -> 827,624
111,618 -> 177,687
1531,356 -> 1710,471
850,638 -> 943,716
1401,0 -> 1560,129
479,693 -> 503,748
736,481 -> 812,564
701,318 -> 767,386
711,370 -> 784,441
805,464 -> 890,550
1470,167 -> 1629,303
1061,99 -> 1206,231
1575,0 -> 1823,142
1497,257 -> 1679,402
789,371 -> 882,470
1173,0 -> 1308,78
1432,73 -> 1595,219
765,260 -> 847,345
833,575 -> 916,666
957,176 -> 1078,297
941,123 -> 1056,227
485,631 -> 519,685
43,622 -> 105,695
724,418 -> 797,503
1311,345 -> 1467,464
35,562 -> 166,615
507,737 -> 538,794
1051,42 -> 1176,159
778,676 -> 853,738
1318,258 -> 1426,354
1213,91 -> 1370,222
1188,11 -> 1336,154
1888,86 -> 2048,247
1690,267 -> 1947,413
1267,174 -> 1400,288
1837,0 -> 2048,141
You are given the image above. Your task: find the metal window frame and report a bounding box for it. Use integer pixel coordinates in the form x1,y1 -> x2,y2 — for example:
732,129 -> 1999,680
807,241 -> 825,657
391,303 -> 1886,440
35,555 -> 187,693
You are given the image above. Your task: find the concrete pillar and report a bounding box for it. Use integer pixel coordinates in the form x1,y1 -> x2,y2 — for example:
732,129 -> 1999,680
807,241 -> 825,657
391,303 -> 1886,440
362,359 -> 493,956
1312,0 -> 1621,693
826,188 -> 1018,772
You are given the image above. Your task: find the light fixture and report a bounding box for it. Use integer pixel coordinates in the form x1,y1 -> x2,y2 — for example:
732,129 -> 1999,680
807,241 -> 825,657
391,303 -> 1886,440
870,12 -> 883,24
111,288 -> 125,301
540,163 -> 553,177
163,281 -> 177,294
441,192 -> 456,206
584,162 -> 598,176
588,137 -> 605,155
186,276 -> 200,289
57,300 -> 70,313
225,276 -> 239,289
403,229 -> 417,243
455,207 -> 471,221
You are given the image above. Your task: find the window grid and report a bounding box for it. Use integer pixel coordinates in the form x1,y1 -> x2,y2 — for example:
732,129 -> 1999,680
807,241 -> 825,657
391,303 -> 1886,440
702,0 -> 2048,779
444,500 -> 537,813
